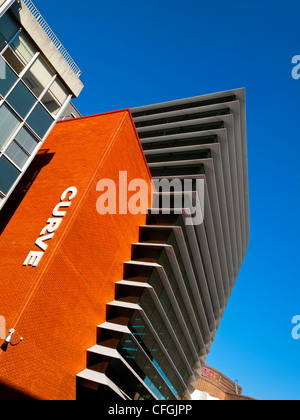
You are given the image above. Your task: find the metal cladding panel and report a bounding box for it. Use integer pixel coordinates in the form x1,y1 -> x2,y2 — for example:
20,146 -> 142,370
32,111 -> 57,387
0,111 -> 152,400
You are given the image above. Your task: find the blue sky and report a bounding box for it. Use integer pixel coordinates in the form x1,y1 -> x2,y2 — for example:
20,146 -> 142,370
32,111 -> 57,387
36,0 -> 300,400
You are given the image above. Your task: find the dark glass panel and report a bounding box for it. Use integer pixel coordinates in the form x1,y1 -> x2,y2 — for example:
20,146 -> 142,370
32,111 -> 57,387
0,155 -> 20,194
6,80 -> 36,118
26,103 -> 54,139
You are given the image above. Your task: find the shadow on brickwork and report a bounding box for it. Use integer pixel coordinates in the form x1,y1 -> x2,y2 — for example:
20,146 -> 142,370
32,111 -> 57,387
0,150 -> 55,236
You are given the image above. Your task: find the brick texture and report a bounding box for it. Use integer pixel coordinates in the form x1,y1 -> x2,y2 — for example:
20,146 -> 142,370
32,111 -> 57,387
197,365 -> 257,400
0,111 -> 152,400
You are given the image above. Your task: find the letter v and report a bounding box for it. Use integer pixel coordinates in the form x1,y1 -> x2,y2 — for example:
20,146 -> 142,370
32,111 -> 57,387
35,233 -> 55,252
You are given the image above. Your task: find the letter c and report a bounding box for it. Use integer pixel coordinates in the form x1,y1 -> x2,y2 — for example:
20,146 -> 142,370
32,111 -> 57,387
61,187 -> 78,202
153,406 -> 160,415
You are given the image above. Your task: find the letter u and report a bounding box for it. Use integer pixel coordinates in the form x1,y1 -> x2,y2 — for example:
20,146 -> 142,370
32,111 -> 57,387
53,201 -> 72,217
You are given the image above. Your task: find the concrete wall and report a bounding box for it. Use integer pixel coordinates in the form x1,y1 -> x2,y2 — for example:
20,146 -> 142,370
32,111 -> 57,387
11,0 -> 83,97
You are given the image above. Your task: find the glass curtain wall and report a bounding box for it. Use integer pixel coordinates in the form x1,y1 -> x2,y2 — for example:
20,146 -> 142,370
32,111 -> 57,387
0,11 -> 71,206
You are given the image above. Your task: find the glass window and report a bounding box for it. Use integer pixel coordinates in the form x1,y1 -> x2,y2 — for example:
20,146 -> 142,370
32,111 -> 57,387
149,272 -> 193,366
41,78 -> 69,115
159,290 -> 171,314
15,126 -> 39,154
148,269 -> 163,296
0,155 -> 20,195
129,310 -> 184,397
2,46 -> 24,74
23,56 -> 54,98
6,80 -> 36,118
25,102 -> 54,139
0,13 -> 19,52
2,32 -> 36,75
118,334 -> 174,400
0,56 -> 18,97
0,103 -> 20,150
5,126 -> 39,169
5,140 -> 29,169
10,32 -> 36,66
138,288 -> 191,383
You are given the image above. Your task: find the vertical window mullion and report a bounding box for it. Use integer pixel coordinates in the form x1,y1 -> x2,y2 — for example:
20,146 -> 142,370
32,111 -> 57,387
19,51 -> 40,79
1,52 -> 40,103
55,93 -> 72,121
0,27 -> 21,55
38,73 -> 57,101
1,120 -> 26,154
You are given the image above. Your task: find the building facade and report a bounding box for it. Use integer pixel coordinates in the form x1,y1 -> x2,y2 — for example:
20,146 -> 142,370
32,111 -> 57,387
0,0 -> 83,211
0,0 -> 250,402
75,90 -> 250,400
0,90 -> 250,401
193,366 -> 257,400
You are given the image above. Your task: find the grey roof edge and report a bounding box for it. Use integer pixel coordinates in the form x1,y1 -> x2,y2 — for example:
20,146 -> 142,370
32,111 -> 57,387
11,0 -> 84,97
131,88 -> 246,113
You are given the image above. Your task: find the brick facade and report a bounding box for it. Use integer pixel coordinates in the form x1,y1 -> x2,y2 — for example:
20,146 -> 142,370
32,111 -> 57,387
0,111 -> 152,400
197,366 -> 257,400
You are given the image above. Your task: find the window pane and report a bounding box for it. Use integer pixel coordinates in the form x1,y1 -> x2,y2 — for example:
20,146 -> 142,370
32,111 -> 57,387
0,56 -> 18,97
0,103 -> 20,150
2,46 -> 24,74
5,140 -> 29,168
23,56 -> 54,98
0,13 -> 19,51
10,32 -> 36,66
15,126 -> 39,154
6,80 -> 36,118
0,155 -> 20,195
26,103 -> 54,138
0,34 -> 5,52
41,78 -> 69,115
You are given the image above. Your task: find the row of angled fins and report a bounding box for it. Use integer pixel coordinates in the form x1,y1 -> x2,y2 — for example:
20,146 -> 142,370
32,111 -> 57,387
76,208 -> 212,401
76,90 -> 249,401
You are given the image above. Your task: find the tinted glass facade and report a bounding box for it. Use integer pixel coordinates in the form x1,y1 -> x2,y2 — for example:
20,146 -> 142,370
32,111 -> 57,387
0,10 -> 72,208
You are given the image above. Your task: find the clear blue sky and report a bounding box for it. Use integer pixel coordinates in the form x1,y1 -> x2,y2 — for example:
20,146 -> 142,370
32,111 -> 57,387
36,0 -> 300,400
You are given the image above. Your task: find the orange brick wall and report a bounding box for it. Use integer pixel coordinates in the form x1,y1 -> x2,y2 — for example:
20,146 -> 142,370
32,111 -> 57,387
0,111 -> 152,400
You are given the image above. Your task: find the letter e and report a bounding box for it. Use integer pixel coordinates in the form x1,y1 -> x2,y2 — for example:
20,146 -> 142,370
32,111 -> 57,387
23,251 -> 44,268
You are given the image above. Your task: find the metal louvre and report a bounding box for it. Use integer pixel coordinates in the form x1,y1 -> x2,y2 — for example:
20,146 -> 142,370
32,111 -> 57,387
76,89 -> 249,400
